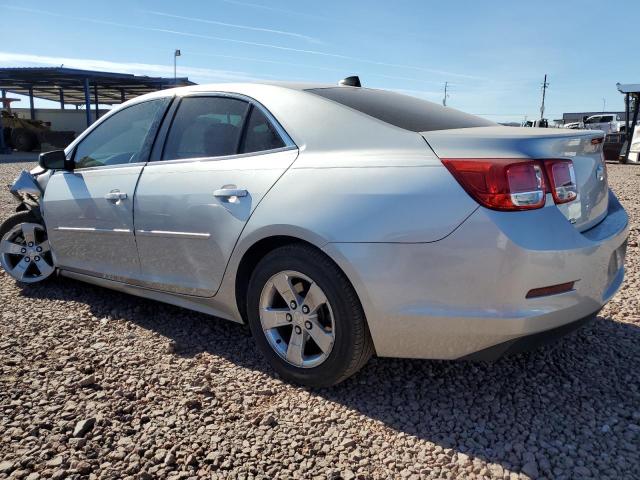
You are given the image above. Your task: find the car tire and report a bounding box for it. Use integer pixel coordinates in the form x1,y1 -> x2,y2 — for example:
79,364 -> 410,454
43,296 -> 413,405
11,129 -> 36,152
247,243 -> 374,387
0,211 -> 55,283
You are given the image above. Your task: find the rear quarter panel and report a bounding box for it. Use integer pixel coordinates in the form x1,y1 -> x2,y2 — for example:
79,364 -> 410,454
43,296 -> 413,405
230,89 -> 480,244
216,146 -> 479,322
242,159 -> 478,244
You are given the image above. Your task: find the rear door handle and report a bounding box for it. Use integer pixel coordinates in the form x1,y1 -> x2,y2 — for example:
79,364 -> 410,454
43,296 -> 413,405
105,190 -> 128,202
213,188 -> 248,198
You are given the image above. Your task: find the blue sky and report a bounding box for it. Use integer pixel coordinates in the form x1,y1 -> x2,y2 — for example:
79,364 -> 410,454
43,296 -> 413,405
1,0 -> 638,122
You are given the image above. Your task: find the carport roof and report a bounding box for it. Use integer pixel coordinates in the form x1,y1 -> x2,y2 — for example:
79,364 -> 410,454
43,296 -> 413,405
0,67 -> 195,105
616,83 -> 640,94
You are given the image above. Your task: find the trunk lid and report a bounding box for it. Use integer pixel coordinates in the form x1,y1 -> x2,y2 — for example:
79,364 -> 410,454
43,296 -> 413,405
422,126 -> 609,232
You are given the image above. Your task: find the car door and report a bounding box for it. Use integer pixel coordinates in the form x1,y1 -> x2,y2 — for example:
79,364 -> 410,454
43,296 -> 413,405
42,97 -> 170,282
133,94 -> 297,296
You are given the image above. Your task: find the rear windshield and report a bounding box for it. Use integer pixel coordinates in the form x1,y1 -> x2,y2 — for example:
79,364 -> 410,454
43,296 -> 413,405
306,87 -> 494,132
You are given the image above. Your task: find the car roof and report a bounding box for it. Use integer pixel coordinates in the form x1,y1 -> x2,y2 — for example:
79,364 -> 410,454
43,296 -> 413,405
167,81 -> 335,95
128,81 -> 337,105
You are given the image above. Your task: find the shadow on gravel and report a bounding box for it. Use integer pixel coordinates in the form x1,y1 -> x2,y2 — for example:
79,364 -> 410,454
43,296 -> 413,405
18,277 -> 640,474
0,153 -> 39,165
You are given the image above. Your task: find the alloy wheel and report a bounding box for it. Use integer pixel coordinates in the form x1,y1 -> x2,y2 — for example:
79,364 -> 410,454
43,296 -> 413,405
259,270 -> 335,368
0,223 -> 55,283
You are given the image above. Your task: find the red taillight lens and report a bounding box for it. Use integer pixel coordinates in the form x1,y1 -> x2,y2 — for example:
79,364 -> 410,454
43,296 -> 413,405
543,159 -> 577,204
441,158 -> 547,211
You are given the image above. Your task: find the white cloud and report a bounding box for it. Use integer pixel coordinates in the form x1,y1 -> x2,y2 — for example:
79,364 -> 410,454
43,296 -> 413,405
1,5 -> 483,80
144,10 -> 322,45
0,51 -> 274,83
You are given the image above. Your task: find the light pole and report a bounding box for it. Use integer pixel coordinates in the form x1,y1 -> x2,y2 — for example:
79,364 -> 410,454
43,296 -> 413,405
442,81 -> 449,106
540,74 -> 549,121
174,49 -> 181,85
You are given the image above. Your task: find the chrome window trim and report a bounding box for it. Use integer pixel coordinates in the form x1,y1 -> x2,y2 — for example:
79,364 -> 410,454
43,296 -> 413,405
156,91 -> 296,163
146,145 -> 297,167
60,162 -> 147,173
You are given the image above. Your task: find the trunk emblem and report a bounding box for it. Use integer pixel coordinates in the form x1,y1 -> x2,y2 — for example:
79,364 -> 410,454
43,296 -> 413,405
596,164 -> 605,182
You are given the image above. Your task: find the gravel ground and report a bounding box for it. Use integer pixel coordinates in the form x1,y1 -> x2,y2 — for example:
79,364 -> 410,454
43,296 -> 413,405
1,155 -> 639,480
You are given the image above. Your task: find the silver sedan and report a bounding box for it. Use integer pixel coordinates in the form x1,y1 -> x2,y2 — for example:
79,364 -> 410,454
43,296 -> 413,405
1,79 -> 628,386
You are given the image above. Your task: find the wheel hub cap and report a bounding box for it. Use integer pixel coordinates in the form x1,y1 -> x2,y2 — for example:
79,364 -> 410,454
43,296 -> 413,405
0,223 -> 54,283
259,270 -> 335,369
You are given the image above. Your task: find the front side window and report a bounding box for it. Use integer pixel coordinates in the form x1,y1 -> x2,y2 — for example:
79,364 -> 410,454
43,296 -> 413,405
74,99 -> 167,169
163,97 -> 249,160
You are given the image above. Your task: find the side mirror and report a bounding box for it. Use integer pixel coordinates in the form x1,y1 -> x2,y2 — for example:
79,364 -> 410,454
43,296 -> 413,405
38,150 -> 73,171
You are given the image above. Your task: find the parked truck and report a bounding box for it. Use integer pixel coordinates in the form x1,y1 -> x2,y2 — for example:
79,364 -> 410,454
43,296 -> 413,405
582,113 -> 626,134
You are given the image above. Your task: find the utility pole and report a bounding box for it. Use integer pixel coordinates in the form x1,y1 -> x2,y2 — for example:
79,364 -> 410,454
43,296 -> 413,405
602,98 -> 606,112
442,81 -> 449,106
540,74 -> 549,121
174,49 -> 181,85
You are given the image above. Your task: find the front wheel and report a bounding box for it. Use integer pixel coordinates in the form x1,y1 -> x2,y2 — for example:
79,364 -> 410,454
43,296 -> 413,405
11,129 -> 37,152
247,244 -> 374,387
0,212 -> 55,283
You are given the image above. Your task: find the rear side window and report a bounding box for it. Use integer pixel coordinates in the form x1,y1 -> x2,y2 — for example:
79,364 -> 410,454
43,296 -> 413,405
306,87 -> 494,132
163,97 -> 249,160
240,107 -> 286,154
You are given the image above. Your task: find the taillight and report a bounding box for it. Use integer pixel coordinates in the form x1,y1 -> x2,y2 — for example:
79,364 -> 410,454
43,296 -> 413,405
543,159 -> 577,204
442,158 -> 578,211
441,158 -> 547,211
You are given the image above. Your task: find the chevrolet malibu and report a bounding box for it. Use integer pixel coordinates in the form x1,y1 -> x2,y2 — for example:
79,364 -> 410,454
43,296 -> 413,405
0,80 -> 628,387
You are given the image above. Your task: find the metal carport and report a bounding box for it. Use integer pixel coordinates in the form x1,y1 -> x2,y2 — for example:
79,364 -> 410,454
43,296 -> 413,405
0,67 -> 194,127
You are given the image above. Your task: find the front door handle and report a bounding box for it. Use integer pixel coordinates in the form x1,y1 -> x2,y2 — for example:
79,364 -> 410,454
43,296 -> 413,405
213,188 -> 248,198
105,190 -> 128,202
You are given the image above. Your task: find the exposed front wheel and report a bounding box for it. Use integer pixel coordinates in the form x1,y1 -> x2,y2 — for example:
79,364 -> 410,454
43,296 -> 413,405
0,212 -> 55,283
10,129 -> 37,152
247,244 -> 373,387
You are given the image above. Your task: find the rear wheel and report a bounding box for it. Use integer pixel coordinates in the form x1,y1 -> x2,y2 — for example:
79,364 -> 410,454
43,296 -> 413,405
247,244 -> 373,387
0,212 -> 55,283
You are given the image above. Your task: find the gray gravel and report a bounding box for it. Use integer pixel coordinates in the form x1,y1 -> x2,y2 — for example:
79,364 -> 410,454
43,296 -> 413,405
1,154 -> 639,479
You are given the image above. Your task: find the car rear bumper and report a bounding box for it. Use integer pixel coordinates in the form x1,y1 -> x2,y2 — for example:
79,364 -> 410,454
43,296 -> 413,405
459,310 -> 599,361
324,190 -> 628,359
